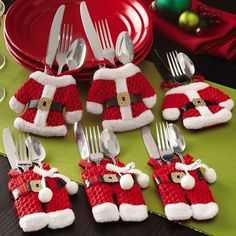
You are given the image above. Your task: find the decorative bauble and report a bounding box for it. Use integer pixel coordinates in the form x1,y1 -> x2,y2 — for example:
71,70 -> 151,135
151,0 -> 192,19
180,174 -> 195,190
179,11 -> 200,32
120,174 -> 134,190
38,187 -> 53,203
66,181 -> 79,195
136,173 -> 150,189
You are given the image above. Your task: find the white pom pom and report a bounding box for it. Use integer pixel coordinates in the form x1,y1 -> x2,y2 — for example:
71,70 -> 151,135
203,168 -> 217,184
38,187 -> 53,203
180,174 -> 195,190
66,181 -> 79,195
136,173 -> 149,189
120,174 -> 134,190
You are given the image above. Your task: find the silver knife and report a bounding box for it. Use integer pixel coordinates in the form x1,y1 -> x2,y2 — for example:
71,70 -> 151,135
141,126 -> 162,163
44,4 -> 65,73
2,128 -> 18,169
74,122 -> 90,160
80,1 -> 104,61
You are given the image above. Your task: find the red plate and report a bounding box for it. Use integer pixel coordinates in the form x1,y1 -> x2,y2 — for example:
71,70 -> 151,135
5,0 -> 152,68
5,31 -> 153,77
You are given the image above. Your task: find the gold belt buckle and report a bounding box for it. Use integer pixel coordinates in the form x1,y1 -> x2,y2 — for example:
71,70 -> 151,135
30,180 -> 42,192
117,92 -> 131,107
37,97 -> 52,111
192,98 -> 206,107
171,172 -> 185,183
103,174 -> 119,183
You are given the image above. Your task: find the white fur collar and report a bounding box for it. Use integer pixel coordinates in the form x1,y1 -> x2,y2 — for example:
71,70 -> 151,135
30,71 -> 76,87
93,63 -> 140,81
166,82 -> 209,95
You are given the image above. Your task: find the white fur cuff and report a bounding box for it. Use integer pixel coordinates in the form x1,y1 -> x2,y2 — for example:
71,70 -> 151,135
65,110 -> 82,124
162,108 -> 180,121
191,202 -> 219,220
142,94 -> 157,108
219,99 -> 234,110
165,203 -> 192,221
86,101 -> 103,114
9,96 -> 25,114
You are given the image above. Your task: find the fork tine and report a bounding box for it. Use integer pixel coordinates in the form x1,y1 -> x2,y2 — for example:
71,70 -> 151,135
162,122 -> 170,149
105,19 -> 114,48
89,127 -> 95,154
166,52 -> 176,77
174,50 -> 185,75
159,123 -> 166,151
60,24 -> 66,52
156,123 -> 161,151
97,126 -> 101,152
96,21 -> 106,49
169,51 -> 180,76
101,19 -> 110,48
92,126 -> 99,154
85,127 -> 91,154
171,51 -> 183,76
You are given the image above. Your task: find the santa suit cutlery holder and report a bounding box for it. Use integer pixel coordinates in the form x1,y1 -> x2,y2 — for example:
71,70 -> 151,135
9,71 -> 83,137
8,163 -> 78,232
86,63 -> 157,132
148,154 -> 218,221
162,80 -> 234,129
80,159 -> 149,223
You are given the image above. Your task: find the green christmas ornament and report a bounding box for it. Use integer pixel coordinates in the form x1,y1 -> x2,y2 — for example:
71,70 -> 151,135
179,10 -> 200,32
151,0 -> 192,19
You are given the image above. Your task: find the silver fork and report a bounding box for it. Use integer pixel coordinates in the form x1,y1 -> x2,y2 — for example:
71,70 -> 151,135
85,126 -> 103,165
166,50 -> 188,84
56,23 -> 73,74
94,19 -> 115,65
15,134 -> 32,171
156,122 -> 174,164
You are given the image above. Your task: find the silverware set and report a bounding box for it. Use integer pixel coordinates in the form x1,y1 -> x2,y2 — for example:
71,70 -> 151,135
142,122 -> 185,164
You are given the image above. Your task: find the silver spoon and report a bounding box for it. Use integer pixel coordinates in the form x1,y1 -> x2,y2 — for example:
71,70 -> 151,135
115,31 -> 134,65
100,129 -> 120,164
177,52 -> 195,79
25,136 -> 46,166
67,37 -> 86,71
167,123 -> 186,163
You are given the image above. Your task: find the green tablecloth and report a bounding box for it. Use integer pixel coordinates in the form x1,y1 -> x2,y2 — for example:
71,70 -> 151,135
1,25 -> 236,236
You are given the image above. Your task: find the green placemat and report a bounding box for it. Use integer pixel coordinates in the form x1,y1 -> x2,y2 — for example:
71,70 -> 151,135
1,23 -> 236,235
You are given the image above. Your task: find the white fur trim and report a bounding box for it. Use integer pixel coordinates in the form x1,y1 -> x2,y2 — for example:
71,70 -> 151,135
19,212 -> 49,232
142,95 -> 157,108
9,96 -> 25,114
14,117 -> 67,137
30,71 -> 75,87
93,63 -> 140,81
65,110 -> 82,124
162,108 -> 180,121
219,99 -> 234,110
47,209 -> 75,229
191,202 -> 219,220
165,203 -> 192,221
166,82 -> 209,95
119,204 -> 148,222
102,110 -> 154,132
86,101 -> 103,114
183,108 -> 232,129
92,203 -> 119,223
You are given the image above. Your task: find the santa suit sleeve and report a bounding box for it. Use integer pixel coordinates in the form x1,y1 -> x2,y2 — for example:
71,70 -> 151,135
9,78 -> 33,114
202,85 -> 234,110
137,72 -> 157,108
86,80 -> 105,114
162,93 -> 187,121
64,84 -> 83,124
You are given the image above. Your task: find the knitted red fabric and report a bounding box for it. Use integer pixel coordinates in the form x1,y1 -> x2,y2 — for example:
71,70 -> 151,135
162,81 -> 234,129
86,63 -> 156,132
80,160 -> 146,212
9,71 -> 83,137
148,154 -> 216,208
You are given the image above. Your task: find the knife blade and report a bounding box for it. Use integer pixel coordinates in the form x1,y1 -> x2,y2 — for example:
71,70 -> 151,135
2,128 -> 18,169
80,1 -> 103,61
74,122 -> 90,160
141,126 -> 162,163
44,4 -> 65,73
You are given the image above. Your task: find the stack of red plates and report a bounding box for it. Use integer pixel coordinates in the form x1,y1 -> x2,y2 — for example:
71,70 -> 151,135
4,0 -> 153,81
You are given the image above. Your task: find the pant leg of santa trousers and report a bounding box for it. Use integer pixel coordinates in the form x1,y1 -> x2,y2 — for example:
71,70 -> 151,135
86,183 -> 119,222
115,183 -> 148,222
44,187 -> 75,229
185,179 -> 219,220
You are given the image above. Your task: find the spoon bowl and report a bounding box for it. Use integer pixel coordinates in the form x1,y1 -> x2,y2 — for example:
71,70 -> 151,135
177,52 -> 195,78
100,129 -> 120,162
